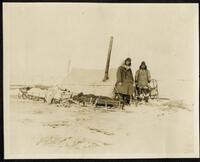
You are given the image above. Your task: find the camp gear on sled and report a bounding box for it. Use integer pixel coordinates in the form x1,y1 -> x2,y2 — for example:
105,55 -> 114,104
72,92 -> 97,105
27,88 -> 47,102
72,92 -> 124,108
135,61 -> 151,88
51,89 -> 72,104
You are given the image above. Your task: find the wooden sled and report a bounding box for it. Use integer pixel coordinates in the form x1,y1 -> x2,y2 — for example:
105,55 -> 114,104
94,97 -> 124,109
71,92 -> 124,109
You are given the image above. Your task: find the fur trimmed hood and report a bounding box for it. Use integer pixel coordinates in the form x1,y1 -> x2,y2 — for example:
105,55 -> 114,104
139,61 -> 147,70
121,57 -> 132,70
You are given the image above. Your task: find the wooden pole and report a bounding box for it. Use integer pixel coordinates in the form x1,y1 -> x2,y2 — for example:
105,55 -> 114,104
103,36 -> 114,81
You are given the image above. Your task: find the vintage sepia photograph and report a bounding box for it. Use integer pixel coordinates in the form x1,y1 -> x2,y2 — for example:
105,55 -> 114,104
3,3 -> 199,159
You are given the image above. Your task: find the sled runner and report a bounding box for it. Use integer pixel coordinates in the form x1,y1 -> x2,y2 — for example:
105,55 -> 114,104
94,97 -> 124,109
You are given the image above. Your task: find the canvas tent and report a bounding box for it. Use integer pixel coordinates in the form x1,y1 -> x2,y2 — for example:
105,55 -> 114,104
60,68 -> 117,97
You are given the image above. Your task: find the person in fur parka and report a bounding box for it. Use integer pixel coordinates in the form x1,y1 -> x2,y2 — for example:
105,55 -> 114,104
114,57 -> 134,105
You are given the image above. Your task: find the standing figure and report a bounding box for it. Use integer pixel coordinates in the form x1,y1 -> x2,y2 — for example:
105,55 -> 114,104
135,61 -> 151,102
114,57 -> 134,105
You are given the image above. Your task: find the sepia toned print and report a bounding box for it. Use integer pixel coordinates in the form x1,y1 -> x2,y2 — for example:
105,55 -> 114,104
3,3 -> 199,159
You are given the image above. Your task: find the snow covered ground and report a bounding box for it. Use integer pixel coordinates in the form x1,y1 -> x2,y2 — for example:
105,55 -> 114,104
4,3 -> 198,158
5,82 -> 199,158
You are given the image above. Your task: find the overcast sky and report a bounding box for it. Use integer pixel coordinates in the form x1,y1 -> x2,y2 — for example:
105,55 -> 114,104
3,3 -> 198,82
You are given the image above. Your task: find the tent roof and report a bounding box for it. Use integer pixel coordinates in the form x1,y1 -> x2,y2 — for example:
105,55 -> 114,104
61,68 -> 117,86
60,68 -> 117,96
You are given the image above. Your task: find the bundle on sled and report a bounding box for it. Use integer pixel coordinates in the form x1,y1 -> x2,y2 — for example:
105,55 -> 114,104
27,87 -> 47,102
17,85 -> 74,106
72,92 -> 124,108
18,85 -> 51,103
51,88 -> 72,104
